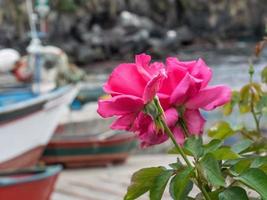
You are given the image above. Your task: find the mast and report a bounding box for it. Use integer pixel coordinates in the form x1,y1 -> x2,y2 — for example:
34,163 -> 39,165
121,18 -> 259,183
25,0 -> 50,93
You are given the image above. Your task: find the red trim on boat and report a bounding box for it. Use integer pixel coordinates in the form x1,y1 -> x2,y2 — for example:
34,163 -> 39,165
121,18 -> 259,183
0,173 -> 59,200
0,146 -> 45,170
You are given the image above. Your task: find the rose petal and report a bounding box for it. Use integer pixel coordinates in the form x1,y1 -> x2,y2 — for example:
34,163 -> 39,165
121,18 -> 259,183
188,58 -> 212,88
138,126 -> 168,148
160,58 -> 187,95
184,109 -> 206,135
172,126 -> 185,145
135,53 -> 151,68
97,95 -> 144,118
143,71 -> 165,103
103,63 -> 147,97
165,108 -> 179,127
136,54 -> 165,81
110,113 -> 137,131
134,112 -> 169,148
186,85 -> 232,110
158,93 -> 171,110
170,73 -> 202,105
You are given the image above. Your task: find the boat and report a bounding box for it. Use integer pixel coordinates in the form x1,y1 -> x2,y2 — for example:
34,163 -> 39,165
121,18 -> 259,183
42,131 -> 137,168
0,165 -> 61,200
0,86 -> 77,170
70,76 -> 105,110
41,103 -> 137,168
70,83 -> 104,110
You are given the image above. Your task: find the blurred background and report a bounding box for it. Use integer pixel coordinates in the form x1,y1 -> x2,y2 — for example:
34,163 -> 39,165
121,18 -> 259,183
1,0 -> 267,66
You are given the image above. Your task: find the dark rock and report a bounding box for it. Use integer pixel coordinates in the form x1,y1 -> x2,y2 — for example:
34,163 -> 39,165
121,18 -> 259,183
175,26 -> 194,44
75,45 -> 106,64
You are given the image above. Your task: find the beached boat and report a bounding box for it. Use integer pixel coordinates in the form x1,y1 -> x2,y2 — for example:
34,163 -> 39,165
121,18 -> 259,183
0,86 -> 77,170
70,78 -> 105,110
0,165 -> 61,200
42,131 -> 137,168
42,103 -> 137,168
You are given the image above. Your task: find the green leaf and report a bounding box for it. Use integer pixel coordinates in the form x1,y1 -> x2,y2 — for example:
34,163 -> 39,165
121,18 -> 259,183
251,156 -> 267,168
223,91 -> 239,116
184,136 -> 203,159
169,158 -> 184,170
223,102 -> 233,116
256,95 -> 267,112
208,121 -> 234,140
260,164 -> 267,174
150,170 -> 174,200
169,167 -> 194,200
237,168 -> 267,200
230,159 -> 251,175
200,153 -> 225,187
124,167 -> 165,200
231,139 -> 253,153
240,83 -> 262,106
218,186 -> 249,200
209,188 -> 224,200
212,147 -> 240,160
204,139 -> 223,154
261,66 -> 267,83
167,147 -> 193,156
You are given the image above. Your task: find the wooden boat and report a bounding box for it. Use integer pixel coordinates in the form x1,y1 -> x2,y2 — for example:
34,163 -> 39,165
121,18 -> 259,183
0,165 -> 61,200
41,104 -> 137,168
0,86 -> 77,170
42,131 -> 137,168
70,82 -> 104,110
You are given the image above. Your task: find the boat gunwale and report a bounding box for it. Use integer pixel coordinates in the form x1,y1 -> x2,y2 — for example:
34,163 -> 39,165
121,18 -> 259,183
0,165 -> 62,187
0,85 -> 73,114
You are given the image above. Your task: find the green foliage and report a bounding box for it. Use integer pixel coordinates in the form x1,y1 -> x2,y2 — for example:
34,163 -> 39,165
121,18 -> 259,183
256,95 -> 267,113
169,167 -> 194,200
239,83 -> 262,114
223,91 -> 240,116
251,156 -> 267,168
150,170 -> 174,200
231,139 -> 253,153
124,167 -> 166,200
236,168 -> 267,200
261,66 -> 267,83
218,187 -> 249,200
204,139 -> 223,154
184,136 -> 203,159
230,159 -> 252,175
211,147 -> 240,160
208,121 -> 234,140
200,153 -> 225,187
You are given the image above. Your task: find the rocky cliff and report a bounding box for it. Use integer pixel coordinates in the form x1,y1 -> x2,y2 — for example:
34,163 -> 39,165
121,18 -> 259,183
0,0 -> 266,64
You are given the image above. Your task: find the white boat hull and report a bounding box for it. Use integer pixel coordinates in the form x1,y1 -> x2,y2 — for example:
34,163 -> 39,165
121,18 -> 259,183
0,86 -> 77,169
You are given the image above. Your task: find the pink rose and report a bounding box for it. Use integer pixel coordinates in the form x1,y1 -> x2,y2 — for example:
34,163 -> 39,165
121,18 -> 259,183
97,53 -> 166,131
135,108 -> 183,148
157,57 -> 231,141
97,54 -> 231,147
135,57 -> 231,147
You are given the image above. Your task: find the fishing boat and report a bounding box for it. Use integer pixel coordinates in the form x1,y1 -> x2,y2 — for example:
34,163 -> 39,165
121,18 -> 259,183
0,0 -> 79,170
42,131 -> 137,168
0,86 -> 77,170
0,165 -> 61,200
69,74 -> 105,110
41,103 -> 137,168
